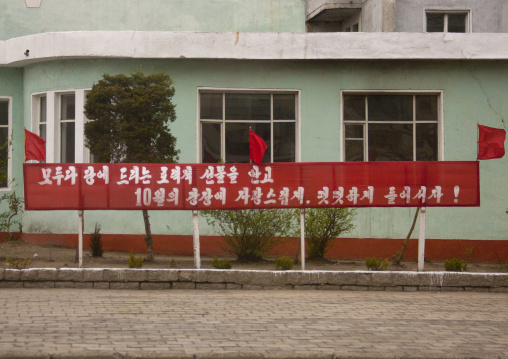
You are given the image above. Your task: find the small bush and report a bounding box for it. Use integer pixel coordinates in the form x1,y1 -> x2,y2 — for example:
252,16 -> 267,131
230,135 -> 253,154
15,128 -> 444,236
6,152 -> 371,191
89,223 -> 103,257
202,209 -> 297,262
6,257 -> 31,269
128,253 -> 143,268
445,247 -> 473,272
211,256 -> 232,269
444,258 -> 466,272
365,257 -> 389,271
169,259 -> 177,268
303,207 -> 356,260
275,256 -> 294,270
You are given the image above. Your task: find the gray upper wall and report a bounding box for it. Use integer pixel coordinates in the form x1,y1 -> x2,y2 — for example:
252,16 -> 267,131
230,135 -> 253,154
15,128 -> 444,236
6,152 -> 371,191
306,0 -> 508,32
394,0 -> 508,33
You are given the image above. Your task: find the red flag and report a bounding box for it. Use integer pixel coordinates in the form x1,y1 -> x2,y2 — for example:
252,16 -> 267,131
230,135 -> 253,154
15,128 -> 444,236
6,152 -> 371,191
24,129 -> 46,162
477,125 -> 506,160
249,129 -> 267,165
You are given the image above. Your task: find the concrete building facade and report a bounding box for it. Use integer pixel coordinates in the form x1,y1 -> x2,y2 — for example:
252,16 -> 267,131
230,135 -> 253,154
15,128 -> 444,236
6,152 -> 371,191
1,0 -> 507,261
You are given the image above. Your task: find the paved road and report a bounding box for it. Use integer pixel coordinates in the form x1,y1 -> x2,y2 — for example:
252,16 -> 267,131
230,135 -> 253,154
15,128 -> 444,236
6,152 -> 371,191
0,289 -> 507,359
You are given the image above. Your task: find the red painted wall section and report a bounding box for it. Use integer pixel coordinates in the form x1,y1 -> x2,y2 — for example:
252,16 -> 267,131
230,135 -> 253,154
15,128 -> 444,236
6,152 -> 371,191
13,233 -> 508,263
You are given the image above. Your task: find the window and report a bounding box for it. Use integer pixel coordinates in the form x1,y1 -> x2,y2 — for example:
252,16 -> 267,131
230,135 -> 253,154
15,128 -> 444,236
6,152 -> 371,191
426,11 -> 469,33
342,92 -> 440,162
60,94 -> 75,163
199,90 -> 298,163
39,96 -> 46,142
0,98 -> 10,188
32,90 -> 92,163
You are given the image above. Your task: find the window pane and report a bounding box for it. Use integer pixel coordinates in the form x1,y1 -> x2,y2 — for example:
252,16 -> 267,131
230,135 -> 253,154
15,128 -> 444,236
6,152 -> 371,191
40,97 -> 46,123
0,101 -> 8,126
225,123 -> 270,163
416,123 -> 438,161
345,124 -> 363,139
39,124 -> 47,142
343,95 -> 365,121
200,93 -> 222,120
273,122 -> 295,162
61,122 -> 75,163
368,124 -> 413,161
0,127 -> 8,187
427,13 -> 444,32
368,95 -> 412,122
61,94 -> 75,120
345,140 -> 364,162
448,14 -> 466,33
202,122 -> 221,163
225,94 -> 270,121
416,95 -> 438,122
273,94 -> 295,120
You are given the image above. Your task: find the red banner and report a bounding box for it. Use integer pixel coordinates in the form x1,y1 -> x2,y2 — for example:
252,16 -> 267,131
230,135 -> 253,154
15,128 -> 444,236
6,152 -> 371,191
23,162 -> 480,211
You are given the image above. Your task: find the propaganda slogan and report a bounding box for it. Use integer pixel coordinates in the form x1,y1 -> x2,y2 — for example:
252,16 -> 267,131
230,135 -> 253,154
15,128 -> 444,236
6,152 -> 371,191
23,161 -> 480,211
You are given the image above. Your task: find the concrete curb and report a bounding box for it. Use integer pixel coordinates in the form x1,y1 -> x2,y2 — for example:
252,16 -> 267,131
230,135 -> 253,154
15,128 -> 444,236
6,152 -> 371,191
1,268 -> 507,292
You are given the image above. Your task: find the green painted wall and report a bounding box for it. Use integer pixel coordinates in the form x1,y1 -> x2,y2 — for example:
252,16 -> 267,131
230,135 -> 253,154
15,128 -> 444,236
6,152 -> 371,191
20,58 -> 508,241
0,0 -> 305,40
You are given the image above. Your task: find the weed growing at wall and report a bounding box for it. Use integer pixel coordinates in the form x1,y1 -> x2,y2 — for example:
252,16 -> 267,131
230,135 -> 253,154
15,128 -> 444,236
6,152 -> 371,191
211,256 -> 233,269
6,257 -> 31,269
89,223 -> 103,257
275,256 -> 294,270
128,253 -> 143,268
365,257 -> 389,271
444,247 -> 473,272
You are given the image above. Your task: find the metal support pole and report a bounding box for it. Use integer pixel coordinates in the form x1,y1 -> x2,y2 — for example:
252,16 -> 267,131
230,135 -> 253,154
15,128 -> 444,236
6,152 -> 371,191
192,210 -> 201,269
418,207 -> 426,272
300,208 -> 305,271
78,210 -> 84,269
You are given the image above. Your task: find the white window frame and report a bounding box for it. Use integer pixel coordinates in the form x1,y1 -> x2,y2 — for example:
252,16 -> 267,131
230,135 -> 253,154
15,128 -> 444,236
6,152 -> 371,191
31,89 -> 91,163
197,87 -> 301,163
340,90 -> 444,162
425,10 -> 471,33
0,96 -> 12,190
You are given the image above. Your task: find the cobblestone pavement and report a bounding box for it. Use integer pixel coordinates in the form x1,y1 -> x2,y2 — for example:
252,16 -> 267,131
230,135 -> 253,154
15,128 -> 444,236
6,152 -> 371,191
0,289 -> 507,359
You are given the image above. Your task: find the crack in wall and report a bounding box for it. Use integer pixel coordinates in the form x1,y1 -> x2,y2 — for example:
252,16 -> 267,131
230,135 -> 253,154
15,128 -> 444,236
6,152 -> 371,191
469,69 -> 506,129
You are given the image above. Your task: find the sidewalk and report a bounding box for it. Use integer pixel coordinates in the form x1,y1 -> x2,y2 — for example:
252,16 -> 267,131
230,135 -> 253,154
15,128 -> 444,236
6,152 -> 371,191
0,289 -> 507,359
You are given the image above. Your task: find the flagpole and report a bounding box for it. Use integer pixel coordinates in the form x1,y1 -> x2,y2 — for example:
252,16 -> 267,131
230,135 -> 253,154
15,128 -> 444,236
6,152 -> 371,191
477,123 -> 479,161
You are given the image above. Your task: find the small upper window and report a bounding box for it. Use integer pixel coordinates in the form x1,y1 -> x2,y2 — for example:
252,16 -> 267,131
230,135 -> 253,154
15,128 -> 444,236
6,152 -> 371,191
426,11 -> 469,33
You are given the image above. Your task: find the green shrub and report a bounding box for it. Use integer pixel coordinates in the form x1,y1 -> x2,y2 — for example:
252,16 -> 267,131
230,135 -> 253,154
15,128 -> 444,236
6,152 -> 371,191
0,191 -> 24,241
6,257 -> 31,269
275,256 -> 294,270
202,209 -> 297,262
128,253 -> 143,268
303,208 -> 356,260
89,223 -> 103,257
211,256 -> 233,269
365,257 -> 389,271
444,247 -> 474,272
444,258 -> 466,272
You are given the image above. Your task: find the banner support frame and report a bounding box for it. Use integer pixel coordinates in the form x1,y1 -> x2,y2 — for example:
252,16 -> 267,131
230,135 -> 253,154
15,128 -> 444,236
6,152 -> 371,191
192,210 -> 201,269
418,207 -> 426,271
